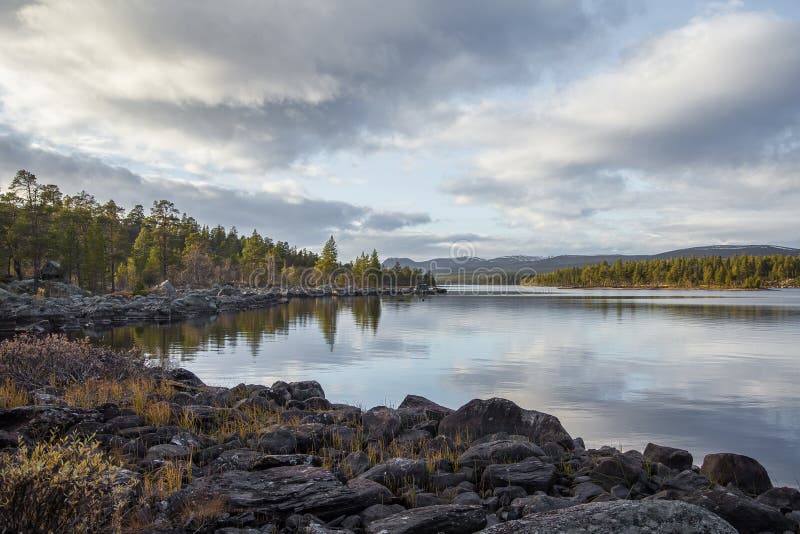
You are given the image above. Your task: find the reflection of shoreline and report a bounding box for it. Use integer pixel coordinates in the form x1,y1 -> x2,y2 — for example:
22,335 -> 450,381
94,296 -> 382,359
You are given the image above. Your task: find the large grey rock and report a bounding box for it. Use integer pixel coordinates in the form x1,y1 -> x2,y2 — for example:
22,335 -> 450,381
701,453 -> 772,495
643,442 -> 693,472
481,500 -> 737,533
288,380 -> 326,401
438,398 -> 571,448
481,456 -> 557,493
397,395 -> 453,427
365,504 -> 486,534
459,439 -> 545,473
684,486 -> 796,534
179,466 -> 391,521
210,449 -> 321,472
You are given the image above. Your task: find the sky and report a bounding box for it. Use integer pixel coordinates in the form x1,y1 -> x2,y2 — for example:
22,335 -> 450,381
1,0 -> 800,260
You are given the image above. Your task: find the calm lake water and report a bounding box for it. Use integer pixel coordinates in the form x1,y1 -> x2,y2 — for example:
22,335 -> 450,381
93,286 -> 800,485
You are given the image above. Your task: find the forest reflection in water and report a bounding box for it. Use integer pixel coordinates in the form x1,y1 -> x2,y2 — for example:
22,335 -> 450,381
96,296 -> 384,363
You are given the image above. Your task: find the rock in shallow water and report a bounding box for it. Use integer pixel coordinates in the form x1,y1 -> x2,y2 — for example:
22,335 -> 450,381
480,500 -> 737,534
701,453 -> 773,495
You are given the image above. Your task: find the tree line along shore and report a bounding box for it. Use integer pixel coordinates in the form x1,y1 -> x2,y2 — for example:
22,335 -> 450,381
0,169 -> 433,296
522,254 -> 800,289
1,334 -> 798,533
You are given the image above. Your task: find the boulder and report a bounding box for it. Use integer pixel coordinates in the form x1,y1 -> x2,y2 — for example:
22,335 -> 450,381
684,486 -> 795,534
662,470 -> 712,494
288,380 -> 326,401
357,457 -> 428,489
590,451 -> 645,490
701,453 -> 772,495
481,456 -> 557,493
643,442 -> 693,472
438,398 -> 571,447
482,500 -> 737,533
178,466 -> 391,521
151,280 -> 177,297
756,486 -> 800,513
458,439 -> 545,473
360,503 -> 406,526
362,406 -> 401,443
397,395 -> 453,427
365,504 -> 486,534
257,426 -> 298,454
510,494 -> 575,516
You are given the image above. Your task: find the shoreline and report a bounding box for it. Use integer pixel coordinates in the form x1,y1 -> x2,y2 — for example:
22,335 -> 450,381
1,338 -> 796,532
0,281 -> 444,335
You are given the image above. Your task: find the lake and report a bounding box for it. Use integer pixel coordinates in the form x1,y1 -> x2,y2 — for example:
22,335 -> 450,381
92,286 -> 800,485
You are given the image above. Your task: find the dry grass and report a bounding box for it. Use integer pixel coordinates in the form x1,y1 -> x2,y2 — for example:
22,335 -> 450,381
143,401 -> 172,427
141,458 -> 192,501
0,378 -> 30,409
0,435 -> 136,533
64,378 -> 124,408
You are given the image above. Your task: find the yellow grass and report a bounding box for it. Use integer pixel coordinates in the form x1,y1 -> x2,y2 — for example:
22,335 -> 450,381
0,379 -> 30,409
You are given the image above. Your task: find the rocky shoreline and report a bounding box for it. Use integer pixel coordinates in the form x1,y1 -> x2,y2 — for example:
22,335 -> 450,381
2,359 -> 798,533
0,280 -> 441,335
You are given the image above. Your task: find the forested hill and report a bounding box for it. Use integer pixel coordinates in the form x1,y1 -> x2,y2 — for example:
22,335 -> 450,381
522,254 -> 800,289
386,245 -> 800,279
1,169 -> 430,293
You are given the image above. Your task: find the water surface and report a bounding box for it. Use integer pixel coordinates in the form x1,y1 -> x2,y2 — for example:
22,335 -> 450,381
93,286 -> 800,485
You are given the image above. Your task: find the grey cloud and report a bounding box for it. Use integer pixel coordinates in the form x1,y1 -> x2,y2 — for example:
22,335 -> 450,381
0,132 -> 430,247
362,211 -> 431,231
0,1 -> 629,171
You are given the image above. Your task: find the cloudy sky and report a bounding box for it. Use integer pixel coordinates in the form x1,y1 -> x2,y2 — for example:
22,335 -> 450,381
1,0 -> 799,259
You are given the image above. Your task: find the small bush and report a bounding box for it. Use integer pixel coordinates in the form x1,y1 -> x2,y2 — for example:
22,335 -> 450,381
0,378 -> 30,409
0,334 -> 145,390
0,435 -> 137,533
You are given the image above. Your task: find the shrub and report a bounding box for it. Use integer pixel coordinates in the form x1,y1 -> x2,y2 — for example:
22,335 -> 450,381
0,435 -> 137,533
0,334 -> 145,390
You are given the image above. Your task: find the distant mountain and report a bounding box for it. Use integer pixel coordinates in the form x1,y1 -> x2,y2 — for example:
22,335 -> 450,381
384,245 -> 800,279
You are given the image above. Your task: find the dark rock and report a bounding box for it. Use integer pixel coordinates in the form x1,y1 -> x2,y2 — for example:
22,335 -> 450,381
438,398 -> 571,448
341,451 -> 371,479
360,504 -> 406,525
406,491 -> 445,508
756,486 -> 800,513
701,453 -> 773,495
303,397 -> 332,410
512,495 -> 575,516
482,500 -> 737,533
144,443 -> 191,464
494,486 -> 527,507
452,491 -> 482,505
572,481 -> 606,503
398,394 -> 453,419
179,466 -> 391,521
365,504 -> 486,534
429,472 -> 467,491
481,456 -> 557,493
362,406 -> 401,443
590,451 -> 645,490
257,426 -> 298,454
662,469 -> 712,494
210,449 -> 321,471
684,486 -> 795,534
643,442 -> 693,472
458,439 -> 545,473
357,458 -> 428,489
288,380 -> 325,401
